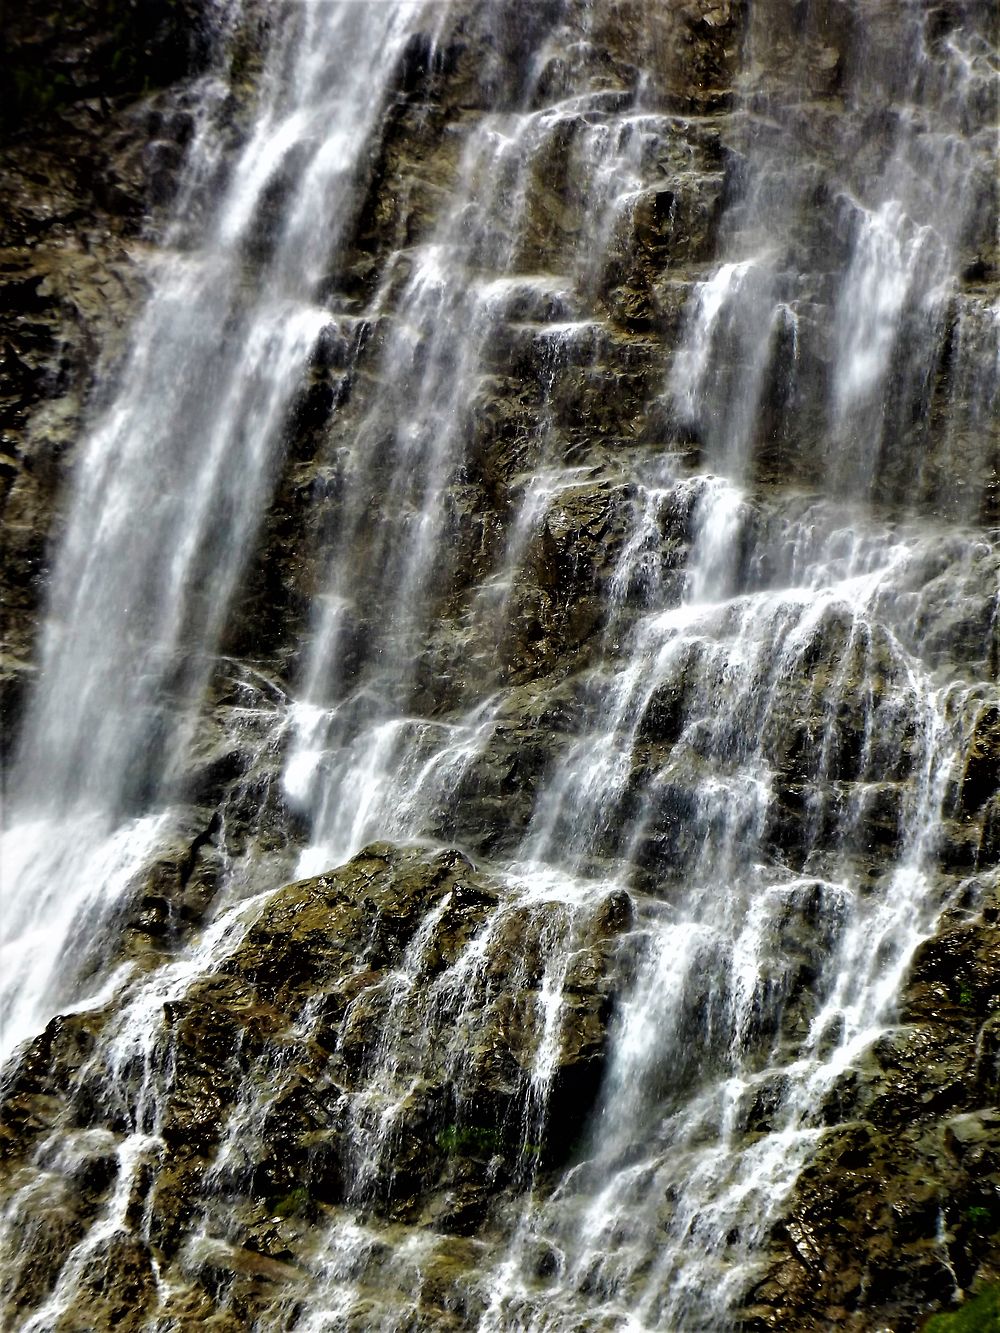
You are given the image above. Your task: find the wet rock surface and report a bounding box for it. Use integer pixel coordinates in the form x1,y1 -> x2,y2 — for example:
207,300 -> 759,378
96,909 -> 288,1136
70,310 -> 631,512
0,844 -> 631,1329
1,0 -> 998,1330
743,878 -> 1000,1332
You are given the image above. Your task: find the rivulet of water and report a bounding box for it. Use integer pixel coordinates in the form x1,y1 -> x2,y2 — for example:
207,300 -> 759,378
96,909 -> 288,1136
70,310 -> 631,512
2,0 -> 997,1330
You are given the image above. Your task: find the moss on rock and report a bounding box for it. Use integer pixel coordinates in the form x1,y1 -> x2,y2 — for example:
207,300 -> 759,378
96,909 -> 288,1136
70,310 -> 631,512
923,1286 -> 1000,1333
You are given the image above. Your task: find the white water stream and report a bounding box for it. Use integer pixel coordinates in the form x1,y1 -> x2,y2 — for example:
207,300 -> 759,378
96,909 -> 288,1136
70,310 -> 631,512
2,0 -> 997,1329
1,0 -> 423,1059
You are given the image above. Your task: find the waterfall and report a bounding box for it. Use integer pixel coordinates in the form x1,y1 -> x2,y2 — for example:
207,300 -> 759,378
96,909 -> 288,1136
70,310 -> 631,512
2,1 -> 997,1330
1,0 -> 423,1059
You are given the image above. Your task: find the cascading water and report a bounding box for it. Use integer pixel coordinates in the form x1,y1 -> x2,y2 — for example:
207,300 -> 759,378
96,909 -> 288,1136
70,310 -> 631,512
1,1 -> 997,1330
0,0 -> 423,1060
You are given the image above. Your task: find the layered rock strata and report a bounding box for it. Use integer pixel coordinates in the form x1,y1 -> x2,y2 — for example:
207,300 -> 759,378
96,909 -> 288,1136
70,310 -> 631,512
1,1 -> 998,1330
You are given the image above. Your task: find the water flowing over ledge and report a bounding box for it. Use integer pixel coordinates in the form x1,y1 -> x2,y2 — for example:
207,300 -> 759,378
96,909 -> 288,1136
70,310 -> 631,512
1,1 -> 998,1330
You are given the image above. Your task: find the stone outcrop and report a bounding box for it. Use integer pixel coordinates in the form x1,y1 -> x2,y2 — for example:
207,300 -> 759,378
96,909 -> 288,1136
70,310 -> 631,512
0,0 -> 998,1330
0,843 -> 631,1329
743,878 -> 1000,1331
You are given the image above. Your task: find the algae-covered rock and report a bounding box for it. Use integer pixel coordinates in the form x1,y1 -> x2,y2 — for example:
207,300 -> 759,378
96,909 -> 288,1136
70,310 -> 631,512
923,1285 -> 1000,1333
0,843 -> 633,1329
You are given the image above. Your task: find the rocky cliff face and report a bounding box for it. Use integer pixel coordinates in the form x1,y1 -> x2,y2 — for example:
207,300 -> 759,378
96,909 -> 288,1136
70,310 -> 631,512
1,2 -> 998,1331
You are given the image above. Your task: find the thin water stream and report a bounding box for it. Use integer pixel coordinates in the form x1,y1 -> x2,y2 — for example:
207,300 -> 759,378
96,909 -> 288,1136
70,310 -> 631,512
1,0 -> 997,1329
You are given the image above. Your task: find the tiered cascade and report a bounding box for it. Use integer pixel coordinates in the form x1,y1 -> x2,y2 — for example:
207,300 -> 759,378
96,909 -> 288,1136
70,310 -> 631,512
1,2 -> 997,1330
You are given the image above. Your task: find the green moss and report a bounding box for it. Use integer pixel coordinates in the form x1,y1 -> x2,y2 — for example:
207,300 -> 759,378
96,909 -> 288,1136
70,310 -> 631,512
271,1185 -> 310,1218
965,1205 -> 994,1231
5,65 -> 71,128
436,1123 -> 544,1159
923,1285 -> 1000,1333
436,1123 -> 504,1157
